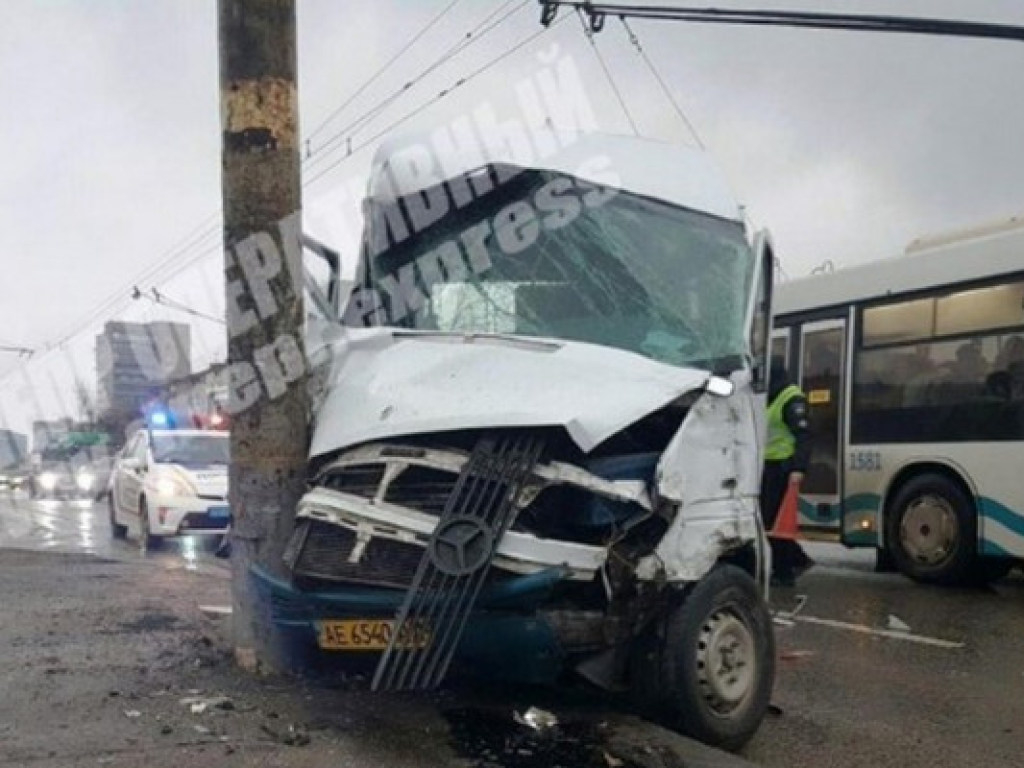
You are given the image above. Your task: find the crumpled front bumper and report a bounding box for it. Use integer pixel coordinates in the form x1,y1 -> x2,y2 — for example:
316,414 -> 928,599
250,564 -> 569,684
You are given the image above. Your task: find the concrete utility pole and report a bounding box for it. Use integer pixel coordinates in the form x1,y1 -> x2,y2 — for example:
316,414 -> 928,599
218,0 -> 306,672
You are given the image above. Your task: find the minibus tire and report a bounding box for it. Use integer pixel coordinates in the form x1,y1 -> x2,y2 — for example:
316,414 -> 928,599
647,564 -> 775,752
887,473 -> 976,586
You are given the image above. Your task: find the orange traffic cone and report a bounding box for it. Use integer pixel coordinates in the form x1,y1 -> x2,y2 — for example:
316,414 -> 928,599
769,481 -> 800,541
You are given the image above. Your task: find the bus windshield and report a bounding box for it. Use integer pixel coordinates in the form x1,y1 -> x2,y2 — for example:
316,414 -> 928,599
351,169 -> 754,372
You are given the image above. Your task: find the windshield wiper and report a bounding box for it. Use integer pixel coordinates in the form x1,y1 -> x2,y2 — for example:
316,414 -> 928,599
390,329 -> 560,351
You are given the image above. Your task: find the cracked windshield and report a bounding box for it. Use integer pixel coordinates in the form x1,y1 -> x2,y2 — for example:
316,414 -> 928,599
362,169 -> 754,371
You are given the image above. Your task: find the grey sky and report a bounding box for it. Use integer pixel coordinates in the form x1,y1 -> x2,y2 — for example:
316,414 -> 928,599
2,0 -> 1023,433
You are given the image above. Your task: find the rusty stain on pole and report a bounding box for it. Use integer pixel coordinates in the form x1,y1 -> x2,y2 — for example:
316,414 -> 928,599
218,0 -> 306,673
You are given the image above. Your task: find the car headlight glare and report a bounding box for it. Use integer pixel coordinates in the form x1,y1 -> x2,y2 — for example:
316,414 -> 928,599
39,472 -> 57,490
76,472 -> 95,491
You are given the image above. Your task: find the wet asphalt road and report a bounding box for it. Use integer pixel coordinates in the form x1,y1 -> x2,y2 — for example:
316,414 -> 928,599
747,542 -> 1024,767
0,490 -> 228,576
2,491 -> 1023,767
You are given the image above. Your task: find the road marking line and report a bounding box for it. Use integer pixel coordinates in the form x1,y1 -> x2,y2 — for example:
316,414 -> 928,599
794,615 -> 965,649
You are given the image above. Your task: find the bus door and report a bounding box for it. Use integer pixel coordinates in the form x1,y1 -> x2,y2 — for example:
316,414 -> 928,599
797,319 -> 847,534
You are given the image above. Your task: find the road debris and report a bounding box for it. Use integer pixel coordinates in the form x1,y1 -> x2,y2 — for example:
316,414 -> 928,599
198,605 -> 232,617
888,614 -> 911,632
123,710 -> 142,719
603,749 -> 625,767
514,706 -> 559,732
180,694 -> 235,714
260,722 -> 311,747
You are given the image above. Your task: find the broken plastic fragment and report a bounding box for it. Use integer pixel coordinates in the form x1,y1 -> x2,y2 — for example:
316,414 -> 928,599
198,605 -> 233,617
887,614 -> 911,633
180,695 -> 234,714
513,706 -> 558,732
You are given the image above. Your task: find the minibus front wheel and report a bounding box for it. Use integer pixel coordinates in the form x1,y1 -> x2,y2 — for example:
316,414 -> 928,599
630,564 -> 776,752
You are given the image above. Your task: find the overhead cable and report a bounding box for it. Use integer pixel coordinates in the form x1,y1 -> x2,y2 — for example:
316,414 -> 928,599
305,0 -> 531,170
305,12 -> 571,187
538,2 -> 1024,42
574,8 -> 639,136
618,17 -> 705,148
306,0 -> 467,143
5,4 -> 566,377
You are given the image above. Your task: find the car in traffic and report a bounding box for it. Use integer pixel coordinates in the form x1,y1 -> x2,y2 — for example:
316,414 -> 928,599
108,427 -> 230,550
28,458 -> 98,500
0,466 -> 27,493
262,131 -> 778,751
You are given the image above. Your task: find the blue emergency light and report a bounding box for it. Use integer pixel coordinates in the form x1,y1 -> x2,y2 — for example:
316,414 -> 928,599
148,410 -> 171,428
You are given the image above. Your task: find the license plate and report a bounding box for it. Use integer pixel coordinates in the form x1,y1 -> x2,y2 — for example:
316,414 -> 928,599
317,619 -> 431,651
208,505 -> 229,520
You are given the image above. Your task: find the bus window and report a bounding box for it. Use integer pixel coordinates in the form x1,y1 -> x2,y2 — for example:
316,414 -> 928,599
863,298 -> 933,347
853,332 -> 1024,443
935,281 -> 1024,337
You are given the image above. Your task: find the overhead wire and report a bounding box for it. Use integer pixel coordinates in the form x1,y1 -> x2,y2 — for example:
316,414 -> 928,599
574,8 -> 639,136
540,2 -> 1024,42
304,11 -> 573,188
305,0 -> 466,144
3,2 -> 567,387
304,0 -> 530,171
45,215 -> 220,351
618,17 -> 705,148
36,0 -> 531,346
134,287 -> 226,326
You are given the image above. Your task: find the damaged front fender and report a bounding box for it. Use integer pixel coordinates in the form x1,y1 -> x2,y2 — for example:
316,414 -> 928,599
637,373 -> 767,583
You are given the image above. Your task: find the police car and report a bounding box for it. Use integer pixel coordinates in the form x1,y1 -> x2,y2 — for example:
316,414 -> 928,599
108,422 -> 229,550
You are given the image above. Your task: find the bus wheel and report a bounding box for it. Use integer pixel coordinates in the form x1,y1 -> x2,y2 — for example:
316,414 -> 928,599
887,474 -> 976,586
634,565 -> 775,752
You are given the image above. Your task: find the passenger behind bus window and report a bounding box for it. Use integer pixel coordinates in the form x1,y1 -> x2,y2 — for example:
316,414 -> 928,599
994,335 -> 1024,372
993,335 -> 1024,400
948,341 -> 988,383
903,344 -> 938,407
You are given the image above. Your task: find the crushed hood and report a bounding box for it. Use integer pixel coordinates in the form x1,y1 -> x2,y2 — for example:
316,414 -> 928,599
310,328 -> 710,457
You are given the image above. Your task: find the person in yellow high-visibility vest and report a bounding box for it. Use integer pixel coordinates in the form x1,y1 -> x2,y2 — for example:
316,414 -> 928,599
762,358 -> 814,587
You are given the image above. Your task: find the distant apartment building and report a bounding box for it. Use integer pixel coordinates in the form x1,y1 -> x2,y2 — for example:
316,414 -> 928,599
0,429 -> 27,468
96,321 -> 191,417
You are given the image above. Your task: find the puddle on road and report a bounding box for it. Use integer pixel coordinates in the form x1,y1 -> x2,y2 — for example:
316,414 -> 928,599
443,707 -> 644,768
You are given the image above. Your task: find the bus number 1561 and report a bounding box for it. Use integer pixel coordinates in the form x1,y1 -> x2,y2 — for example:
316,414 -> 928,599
849,451 -> 881,472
